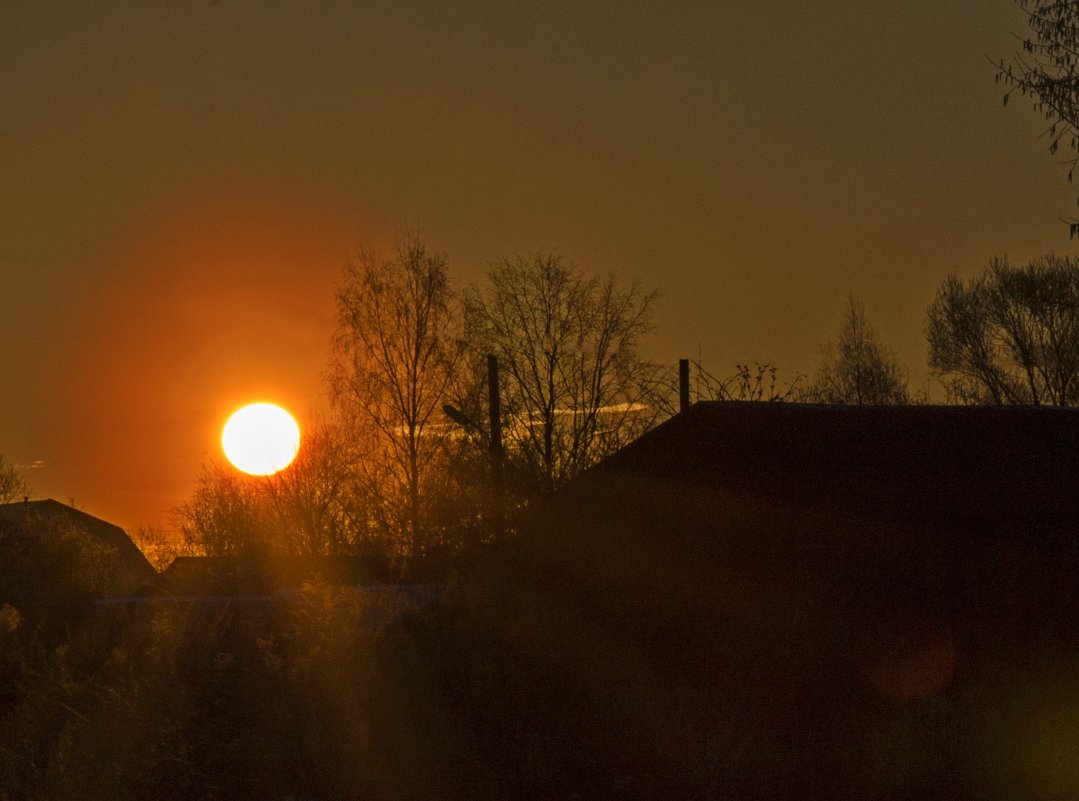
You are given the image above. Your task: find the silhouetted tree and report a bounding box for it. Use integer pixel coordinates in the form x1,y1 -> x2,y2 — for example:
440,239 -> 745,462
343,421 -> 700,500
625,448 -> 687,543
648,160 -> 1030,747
261,421 -> 373,554
997,1 -> 1079,235
464,254 -> 661,492
811,296 -> 910,404
174,421 -> 374,556
330,233 -> 464,553
927,255 -> 1079,404
0,451 -> 29,504
692,361 -> 810,403
174,461 -> 264,555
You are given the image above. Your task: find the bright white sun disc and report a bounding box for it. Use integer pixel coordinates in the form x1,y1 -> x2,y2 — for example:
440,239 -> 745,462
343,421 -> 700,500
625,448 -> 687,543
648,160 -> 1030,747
222,403 -> 301,476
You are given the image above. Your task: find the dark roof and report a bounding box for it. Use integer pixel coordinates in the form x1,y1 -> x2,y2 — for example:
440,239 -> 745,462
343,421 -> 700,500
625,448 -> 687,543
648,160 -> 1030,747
0,498 -> 157,589
566,401 -> 1079,553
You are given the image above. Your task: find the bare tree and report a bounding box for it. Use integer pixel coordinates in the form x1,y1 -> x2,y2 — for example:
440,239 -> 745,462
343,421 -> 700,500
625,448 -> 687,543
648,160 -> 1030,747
464,253 -> 660,492
262,421 -> 373,555
927,255 -> 1079,405
173,421 -> 375,557
0,452 -> 29,504
330,233 -> 463,552
692,362 -> 809,404
811,296 -> 910,405
174,461 -> 264,556
996,1 -> 1079,235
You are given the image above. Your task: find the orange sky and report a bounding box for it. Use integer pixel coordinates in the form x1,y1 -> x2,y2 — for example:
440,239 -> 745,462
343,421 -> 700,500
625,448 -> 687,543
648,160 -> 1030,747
2,1 -> 1076,532
33,186 -> 363,528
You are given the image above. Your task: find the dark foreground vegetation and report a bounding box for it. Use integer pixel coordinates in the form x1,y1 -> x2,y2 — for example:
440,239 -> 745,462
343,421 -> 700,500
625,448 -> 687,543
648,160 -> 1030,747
4,477 -> 1079,801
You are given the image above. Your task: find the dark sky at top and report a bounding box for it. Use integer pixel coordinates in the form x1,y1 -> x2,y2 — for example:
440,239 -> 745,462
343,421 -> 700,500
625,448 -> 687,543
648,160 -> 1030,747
1,0 -> 1073,531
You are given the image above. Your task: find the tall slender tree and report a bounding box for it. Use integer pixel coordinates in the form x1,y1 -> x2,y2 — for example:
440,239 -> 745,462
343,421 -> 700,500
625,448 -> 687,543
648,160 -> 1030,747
330,233 -> 463,552
811,296 -> 910,405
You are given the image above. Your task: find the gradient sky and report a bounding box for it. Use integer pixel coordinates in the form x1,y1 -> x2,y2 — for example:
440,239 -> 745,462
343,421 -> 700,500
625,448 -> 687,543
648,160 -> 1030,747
2,0 -> 1074,532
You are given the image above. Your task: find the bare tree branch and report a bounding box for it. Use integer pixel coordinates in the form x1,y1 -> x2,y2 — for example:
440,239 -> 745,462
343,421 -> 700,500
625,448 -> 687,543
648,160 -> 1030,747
926,255 -> 1079,405
464,254 -> 661,493
998,0 -> 1079,234
330,232 -> 463,553
810,296 -> 911,405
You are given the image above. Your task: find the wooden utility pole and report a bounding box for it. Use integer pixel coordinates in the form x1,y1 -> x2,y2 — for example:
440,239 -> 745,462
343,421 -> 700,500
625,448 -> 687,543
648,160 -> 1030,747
679,358 -> 691,412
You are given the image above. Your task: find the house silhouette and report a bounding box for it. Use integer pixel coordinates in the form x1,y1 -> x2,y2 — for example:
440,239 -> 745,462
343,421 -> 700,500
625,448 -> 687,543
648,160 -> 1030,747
499,402 -> 1079,797
528,400 -> 1079,669
0,499 -> 157,605
563,400 -> 1079,554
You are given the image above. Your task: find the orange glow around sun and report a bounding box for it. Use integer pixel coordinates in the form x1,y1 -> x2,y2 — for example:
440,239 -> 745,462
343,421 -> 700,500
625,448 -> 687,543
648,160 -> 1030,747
222,403 -> 301,475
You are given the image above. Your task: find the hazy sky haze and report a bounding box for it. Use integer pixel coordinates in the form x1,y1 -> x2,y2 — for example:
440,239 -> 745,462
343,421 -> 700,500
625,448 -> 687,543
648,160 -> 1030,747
2,0 -> 1074,530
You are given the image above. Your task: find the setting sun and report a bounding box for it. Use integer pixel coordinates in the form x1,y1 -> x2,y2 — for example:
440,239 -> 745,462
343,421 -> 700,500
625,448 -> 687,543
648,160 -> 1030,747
222,403 -> 301,476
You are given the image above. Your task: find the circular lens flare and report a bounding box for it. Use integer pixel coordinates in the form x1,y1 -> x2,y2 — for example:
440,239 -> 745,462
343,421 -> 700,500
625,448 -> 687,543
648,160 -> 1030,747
222,403 -> 301,475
